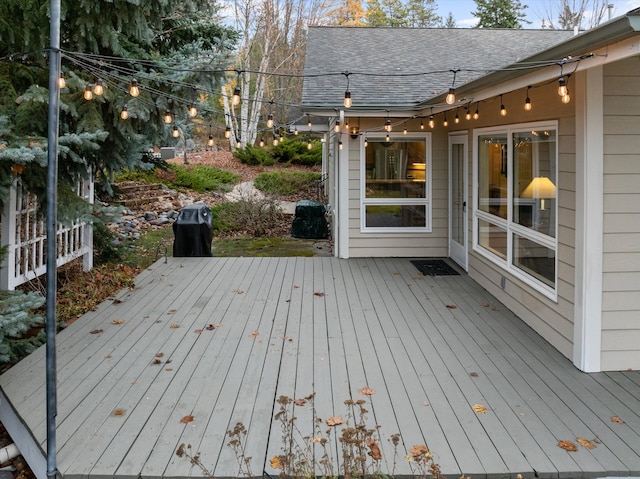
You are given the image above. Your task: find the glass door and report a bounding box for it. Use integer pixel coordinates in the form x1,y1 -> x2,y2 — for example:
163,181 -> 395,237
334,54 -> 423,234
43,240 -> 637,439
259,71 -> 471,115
449,134 -> 468,270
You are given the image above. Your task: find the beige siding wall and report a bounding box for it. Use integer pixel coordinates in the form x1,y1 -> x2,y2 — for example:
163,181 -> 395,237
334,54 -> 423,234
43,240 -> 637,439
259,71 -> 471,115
466,82 -> 577,359
601,57 -> 640,370
346,118 -> 448,257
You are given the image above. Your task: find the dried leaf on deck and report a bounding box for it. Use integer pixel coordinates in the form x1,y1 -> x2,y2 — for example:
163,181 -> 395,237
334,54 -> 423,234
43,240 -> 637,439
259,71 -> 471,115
113,409 -> 125,416
446,304 -> 457,309
470,372 -> 479,377
206,323 -> 222,330
483,302 -> 490,307
194,329 -> 203,334
90,329 -> 104,334
270,456 -> 282,469
170,323 -> 180,329
577,438 -> 596,449
180,415 -> 194,424
167,309 -> 177,315
232,289 -> 244,294
314,292 -> 325,297
611,416 -> 625,424
359,387 -> 376,395
409,444 -> 429,459
152,359 -> 162,365
367,438 -> 382,460
326,416 -> 343,426
293,398 -> 307,406
112,299 -> 122,305
111,319 -> 125,325
472,404 -> 487,414
558,440 -> 578,451
155,352 -> 164,358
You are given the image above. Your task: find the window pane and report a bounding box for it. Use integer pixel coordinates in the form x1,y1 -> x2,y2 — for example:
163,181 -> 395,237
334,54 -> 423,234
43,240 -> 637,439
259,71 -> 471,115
365,205 -> 426,228
477,134 -> 507,219
513,130 -> 556,237
478,219 -> 507,260
365,139 -> 426,199
513,234 -> 555,287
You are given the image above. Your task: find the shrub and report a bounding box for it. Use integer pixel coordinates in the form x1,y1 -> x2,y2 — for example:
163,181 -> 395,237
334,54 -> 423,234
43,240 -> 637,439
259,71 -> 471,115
254,170 -> 322,197
115,165 -> 239,193
271,139 -> 322,166
212,196 -> 282,237
234,145 -> 275,166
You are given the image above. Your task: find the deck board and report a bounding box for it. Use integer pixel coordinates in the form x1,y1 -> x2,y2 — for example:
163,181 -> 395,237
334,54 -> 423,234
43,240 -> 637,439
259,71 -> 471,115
2,257 -> 640,479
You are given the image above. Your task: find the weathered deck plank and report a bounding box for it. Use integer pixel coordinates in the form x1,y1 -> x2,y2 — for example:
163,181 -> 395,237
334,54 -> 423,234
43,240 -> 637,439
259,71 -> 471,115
2,257 -> 640,479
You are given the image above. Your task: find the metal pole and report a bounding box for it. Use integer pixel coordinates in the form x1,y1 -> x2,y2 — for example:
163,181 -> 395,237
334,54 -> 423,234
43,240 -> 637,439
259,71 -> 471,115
46,0 -> 61,477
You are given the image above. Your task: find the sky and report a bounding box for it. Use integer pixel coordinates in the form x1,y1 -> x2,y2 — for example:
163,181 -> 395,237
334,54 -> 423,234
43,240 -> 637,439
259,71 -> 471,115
437,0 -> 640,28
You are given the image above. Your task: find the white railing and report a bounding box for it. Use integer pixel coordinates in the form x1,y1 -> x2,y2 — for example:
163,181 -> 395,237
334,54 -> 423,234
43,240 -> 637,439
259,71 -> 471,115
0,178 -> 94,290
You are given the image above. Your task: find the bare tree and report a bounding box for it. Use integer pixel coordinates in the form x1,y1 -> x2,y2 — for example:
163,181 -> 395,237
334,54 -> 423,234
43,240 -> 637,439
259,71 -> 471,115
222,0 -> 330,148
540,0 -> 611,30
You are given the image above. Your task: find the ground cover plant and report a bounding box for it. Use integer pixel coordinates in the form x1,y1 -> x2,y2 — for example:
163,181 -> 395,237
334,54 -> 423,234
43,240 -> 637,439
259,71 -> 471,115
115,164 -> 239,193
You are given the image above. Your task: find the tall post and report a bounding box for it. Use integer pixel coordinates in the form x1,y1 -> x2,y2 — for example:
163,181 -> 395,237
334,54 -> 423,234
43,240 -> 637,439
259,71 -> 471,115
46,0 -> 61,477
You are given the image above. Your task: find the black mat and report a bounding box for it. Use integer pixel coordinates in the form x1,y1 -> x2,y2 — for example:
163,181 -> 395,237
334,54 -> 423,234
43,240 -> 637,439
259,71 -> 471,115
411,259 -> 460,276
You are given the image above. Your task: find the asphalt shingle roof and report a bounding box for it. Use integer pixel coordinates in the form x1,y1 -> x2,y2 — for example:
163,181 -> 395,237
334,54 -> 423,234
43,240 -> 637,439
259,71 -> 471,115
302,27 -> 573,110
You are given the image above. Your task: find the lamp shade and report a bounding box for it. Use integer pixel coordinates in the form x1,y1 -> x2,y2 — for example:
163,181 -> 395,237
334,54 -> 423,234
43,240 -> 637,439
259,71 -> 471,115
522,176 -> 556,210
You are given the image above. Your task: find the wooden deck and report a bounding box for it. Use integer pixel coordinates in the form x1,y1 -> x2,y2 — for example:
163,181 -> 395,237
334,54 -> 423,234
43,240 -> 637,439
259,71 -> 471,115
2,257 -> 640,479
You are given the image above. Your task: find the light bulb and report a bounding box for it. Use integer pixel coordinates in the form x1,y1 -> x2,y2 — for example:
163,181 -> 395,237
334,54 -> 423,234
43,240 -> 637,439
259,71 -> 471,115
307,139 -> 312,150
83,85 -> 93,101
364,138 -> 368,148
224,126 -> 231,139
129,79 -> 140,97
403,125 -> 408,134
344,91 -> 352,108
384,119 -> 391,132
172,126 -> 180,138
465,109 -> 471,120
163,110 -> 173,124
232,86 -> 241,105
236,139 -> 242,148
473,107 -> 479,120
307,117 -> 312,128
524,97 -> 532,111
455,113 -> 460,124
561,92 -> 571,104
58,73 -> 66,89
208,134 -> 214,147
267,114 -> 274,128
273,137 -> 279,146
259,138 -> 265,147
420,120 -> 424,130
294,128 -> 299,136
558,77 -> 567,97
385,133 -> 390,142
334,120 -> 341,133
443,115 -> 448,127
188,103 -> 197,117
445,87 -> 456,105
93,79 -> 104,96
500,104 -> 507,116
120,105 -> 129,120
428,115 -> 435,128
339,141 -> 343,150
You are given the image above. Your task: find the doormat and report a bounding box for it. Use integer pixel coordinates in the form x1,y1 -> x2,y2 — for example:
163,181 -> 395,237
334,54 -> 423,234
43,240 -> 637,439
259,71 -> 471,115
411,259 -> 460,276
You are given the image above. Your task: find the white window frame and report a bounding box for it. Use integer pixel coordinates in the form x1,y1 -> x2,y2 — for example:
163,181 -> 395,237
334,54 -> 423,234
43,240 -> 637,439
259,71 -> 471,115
472,121 -> 558,301
360,132 -> 432,233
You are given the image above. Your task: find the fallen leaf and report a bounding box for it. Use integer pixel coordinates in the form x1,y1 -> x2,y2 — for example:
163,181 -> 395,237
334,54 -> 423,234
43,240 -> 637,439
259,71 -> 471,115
180,415 -> 194,424
249,330 -> 260,339
492,307 -> 499,311
367,438 -> 382,460
205,323 -> 222,330
170,323 -> 180,329
483,302 -> 490,307
472,404 -> 487,414
359,387 -> 376,395
232,289 -> 244,294
558,440 -> 578,452
611,416 -> 625,424
152,359 -> 162,365
111,319 -> 125,325
446,304 -> 457,309
577,438 -> 596,449
167,310 -> 177,315
393,271 -> 400,275
294,285 -> 300,288
270,456 -> 281,469
90,329 -> 104,334
314,292 -> 325,297
470,372 -> 479,377
293,398 -> 307,406
326,416 -> 343,426
113,409 -> 125,416
194,329 -> 203,334
112,299 -> 122,305
166,368 -> 174,372
155,352 -> 164,358
105,355 -> 112,359
409,444 -> 429,459
166,359 -> 172,363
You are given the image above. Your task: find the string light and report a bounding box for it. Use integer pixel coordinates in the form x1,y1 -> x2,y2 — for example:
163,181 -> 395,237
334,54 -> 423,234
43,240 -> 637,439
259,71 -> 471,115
420,119 -> 424,130
93,79 -> 104,96
273,135 -> 279,146
58,73 -> 66,89
307,138 -> 313,150
294,127 -> 299,135
172,125 -> 180,138
473,104 -> 480,120
443,114 -> 448,127
163,110 -> 173,124
259,138 -> 265,147
445,69 -> 458,105
561,88 -> 571,103
385,132 -> 390,142
334,120 -> 341,133
428,115 -> 435,128
129,79 -> 140,97
267,113 -> 274,128
236,138 -> 242,148
524,86 -> 532,111
384,118 -> 392,132
188,103 -> 198,117
208,126 -> 214,147
120,105 -> 129,120
465,105 -> 472,120
557,76 -> 567,97
364,137 -> 368,148
224,125 -> 231,139
339,140 -> 343,150
307,115 -> 312,128
500,94 -> 507,116
454,109 -> 460,124
83,85 -> 93,100
343,72 -> 352,108
232,86 -> 241,105
403,123 -> 408,134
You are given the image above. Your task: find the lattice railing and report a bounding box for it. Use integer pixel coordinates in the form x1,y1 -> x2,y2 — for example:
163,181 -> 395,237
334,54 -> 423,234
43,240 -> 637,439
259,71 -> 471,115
1,178 -> 94,290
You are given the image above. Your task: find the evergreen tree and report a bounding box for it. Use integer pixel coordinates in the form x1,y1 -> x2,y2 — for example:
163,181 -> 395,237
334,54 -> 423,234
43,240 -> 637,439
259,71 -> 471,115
443,12 -> 457,27
364,0 -> 440,26
0,289 -> 45,364
472,0 -> 530,28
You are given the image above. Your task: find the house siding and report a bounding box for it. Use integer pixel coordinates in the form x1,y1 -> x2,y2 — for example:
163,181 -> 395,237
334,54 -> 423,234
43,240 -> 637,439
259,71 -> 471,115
346,119 -> 448,257
467,82 -> 577,360
601,56 -> 640,371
